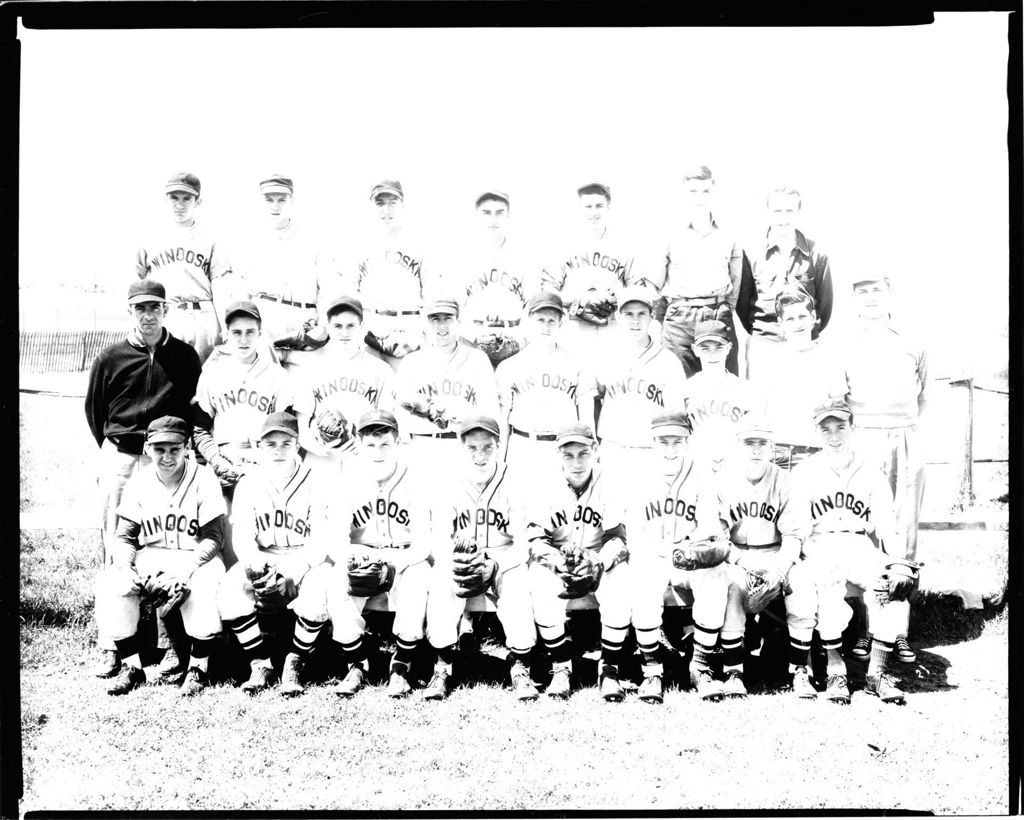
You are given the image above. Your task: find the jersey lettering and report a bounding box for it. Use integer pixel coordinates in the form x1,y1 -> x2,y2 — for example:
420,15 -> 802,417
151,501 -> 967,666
150,247 -> 210,274
453,507 -> 509,533
644,497 -> 697,523
606,377 -> 664,407
563,251 -> 630,283
810,492 -> 871,521
140,514 -> 200,538
352,499 -> 411,529
727,500 -> 781,526
689,400 -> 746,426
210,387 -> 279,416
465,269 -> 524,299
312,377 -> 379,404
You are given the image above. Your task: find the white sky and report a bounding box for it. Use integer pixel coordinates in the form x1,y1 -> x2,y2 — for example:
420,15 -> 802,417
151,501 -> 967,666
17,16 -> 1011,376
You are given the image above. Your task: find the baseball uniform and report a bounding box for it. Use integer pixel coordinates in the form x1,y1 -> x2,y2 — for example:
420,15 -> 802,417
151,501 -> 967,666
683,370 -> 766,470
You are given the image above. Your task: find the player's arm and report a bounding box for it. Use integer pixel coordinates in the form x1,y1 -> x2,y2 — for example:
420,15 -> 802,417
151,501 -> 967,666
692,480 -> 730,542
735,251 -> 756,336
208,241 -> 234,334
111,476 -> 145,569
135,245 -> 150,279
84,354 -> 108,448
725,238 -> 743,311
869,469 -> 903,558
524,492 -> 562,569
495,362 -> 513,443
229,476 -> 263,570
472,354 -> 501,421
781,465 -> 815,557
773,473 -> 802,568
916,343 -> 929,417
575,368 -> 599,431
187,468 -> 229,573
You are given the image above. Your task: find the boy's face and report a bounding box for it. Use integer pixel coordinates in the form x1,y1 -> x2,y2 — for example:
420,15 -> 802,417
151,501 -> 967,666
358,430 -> 399,478
693,337 -> 730,367
853,281 -> 891,321
742,436 -> 773,469
619,303 -> 652,342
767,192 -> 801,237
462,430 -> 499,482
528,308 -> 562,344
427,312 -> 458,349
477,198 -> 509,237
653,434 -> 688,476
683,177 -> 714,217
579,193 -> 609,230
147,440 -> 187,479
327,309 -> 363,349
817,417 -> 853,456
166,191 -> 199,225
226,316 -> 261,360
129,301 -> 167,340
263,192 -> 293,228
559,441 -> 596,489
259,432 -> 298,466
374,193 -> 403,228
778,303 -> 815,342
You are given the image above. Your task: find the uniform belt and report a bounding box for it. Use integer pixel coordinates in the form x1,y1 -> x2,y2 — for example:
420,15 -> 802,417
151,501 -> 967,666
827,530 -> 868,535
472,318 -> 520,328
510,425 -> 556,442
672,295 -> 725,307
776,443 -> 820,455
175,299 -> 213,310
254,292 -> 317,309
735,543 -> 782,551
410,431 -> 458,440
373,308 -> 421,317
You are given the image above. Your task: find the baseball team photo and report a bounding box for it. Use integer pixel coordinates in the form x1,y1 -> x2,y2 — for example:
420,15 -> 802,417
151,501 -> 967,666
15,14 -> 1013,816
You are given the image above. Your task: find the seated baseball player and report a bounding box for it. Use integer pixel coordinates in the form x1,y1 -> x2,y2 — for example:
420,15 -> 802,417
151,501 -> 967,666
292,294 -> 395,475
324,410 -> 432,699
525,423 -> 631,702
423,415 -> 539,702
627,411 -> 733,704
786,398 -> 919,704
717,415 -> 816,699
192,300 -> 292,567
93,416 -> 227,696
217,411 -> 333,696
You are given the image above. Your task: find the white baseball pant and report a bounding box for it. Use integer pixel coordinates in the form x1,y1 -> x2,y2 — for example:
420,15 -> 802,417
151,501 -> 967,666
630,554 -> 730,634
326,559 -> 430,645
856,425 -> 926,561
529,560 -> 632,630
217,552 -> 333,623
722,558 -> 817,642
164,303 -> 220,364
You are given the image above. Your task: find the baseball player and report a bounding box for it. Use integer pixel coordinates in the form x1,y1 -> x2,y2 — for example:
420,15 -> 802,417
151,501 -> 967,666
93,416 -> 226,696
192,300 -> 292,567
737,185 -> 834,377
578,285 -> 687,479
748,285 -> 836,471
627,411 -> 733,703
324,410 -> 432,699
643,164 -> 743,377
717,415 -> 817,699
85,278 -> 202,680
682,319 -> 766,472
218,412 -> 334,695
423,415 -> 539,701
232,174 -> 341,369
832,272 -> 927,665
786,398 -> 917,704
136,172 -> 232,363
393,296 -> 499,484
496,291 -> 588,491
348,180 -> 430,371
525,423 -> 632,701
449,191 -> 531,368
291,295 -> 395,475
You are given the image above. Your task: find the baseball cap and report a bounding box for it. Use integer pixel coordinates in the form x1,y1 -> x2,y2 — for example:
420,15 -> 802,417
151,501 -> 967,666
260,411 -> 300,438
165,172 -> 201,197
812,398 -> 853,425
851,272 -> 892,289
475,190 -> 509,209
424,297 -> 460,317
556,422 -> 596,448
459,415 -> 500,439
325,294 -> 364,319
356,409 -> 399,434
224,300 -> 261,324
577,181 -> 611,199
693,320 -> 730,346
525,291 -> 564,316
128,278 -> 167,305
736,414 -> 774,441
651,411 -> 692,437
146,415 -> 189,445
618,285 -> 654,312
370,180 -> 404,202
259,174 -> 294,195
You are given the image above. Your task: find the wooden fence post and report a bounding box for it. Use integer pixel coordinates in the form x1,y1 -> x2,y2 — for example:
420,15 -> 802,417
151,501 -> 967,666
949,376 -> 975,511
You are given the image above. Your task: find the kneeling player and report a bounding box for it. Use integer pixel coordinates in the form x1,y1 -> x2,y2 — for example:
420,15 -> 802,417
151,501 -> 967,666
718,415 -> 816,698
787,399 -> 919,704
94,416 -> 226,696
424,415 -> 539,702
326,410 -> 431,699
218,412 -> 333,695
525,423 -> 631,701
627,411 -> 733,703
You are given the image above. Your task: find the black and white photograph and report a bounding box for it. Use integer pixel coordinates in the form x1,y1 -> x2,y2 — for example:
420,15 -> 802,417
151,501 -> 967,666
14,9 -> 1014,815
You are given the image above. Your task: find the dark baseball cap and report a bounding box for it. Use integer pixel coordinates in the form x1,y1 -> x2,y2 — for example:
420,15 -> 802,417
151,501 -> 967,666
128,278 -> 167,305
459,415 -> 500,439
260,412 -> 300,438
693,320 -> 730,346
651,411 -> 692,437
525,291 -> 564,316
165,172 -> 201,197
618,285 -> 654,312
224,300 -> 261,324
356,409 -> 399,434
146,415 -> 189,445
577,181 -> 611,199
370,180 -> 404,201
813,398 -> 853,425
326,294 -> 364,319
424,297 -> 460,317
260,174 -> 294,195
475,190 -> 509,209
556,422 -> 596,447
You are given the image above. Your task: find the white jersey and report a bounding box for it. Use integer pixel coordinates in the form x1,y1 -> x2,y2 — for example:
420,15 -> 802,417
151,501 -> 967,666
539,225 -> 643,304
350,229 -> 430,313
683,370 -> 765,465
524,467 -> 625,559
716,461 -> 797,549
582,338 -> 687,447
118,459 -> 226,551
394,342 -> 499,436
136,219 -> 230,303
449,237 -> 531,326
496,343 -> 584,435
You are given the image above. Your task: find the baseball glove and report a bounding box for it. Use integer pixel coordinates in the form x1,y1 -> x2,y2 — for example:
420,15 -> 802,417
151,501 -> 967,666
399,394 -> 449,429
136,572 -> 190,616
210,454 -> 242,489
273,318 -> 329,351
557,546 -> 604,599
346,555 -> 396,598
884,558 -> 923,602
475,332 -> 521,364
574,289 -> 617,326
315,407 -> 352,447
742,568 -> 783,614
451,536 -> 497,598
246,563 -> 298,613
365,330 -> 417,359
156,578 -> 191,619
671,535 -> 731,572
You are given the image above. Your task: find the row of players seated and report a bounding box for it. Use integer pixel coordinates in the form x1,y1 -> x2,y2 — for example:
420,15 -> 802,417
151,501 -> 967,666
96,399 -> 917,707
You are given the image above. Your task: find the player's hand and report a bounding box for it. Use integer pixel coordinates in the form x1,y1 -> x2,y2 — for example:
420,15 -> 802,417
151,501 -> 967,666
884,558 -> 922,602
210,455 -> 242,487
598,538 -> 629,572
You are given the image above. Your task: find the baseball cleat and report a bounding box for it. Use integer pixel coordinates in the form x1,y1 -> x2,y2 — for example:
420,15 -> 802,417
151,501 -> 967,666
154,646 -> 188,682
637,674 -> 664,704
850,636 -> 871,660
721,670 -> 748,699
423,668 -> 451,701
511,663 -> 539,701
106,665 -> 145,696
894,636 -> 917,664
94,649 -> 121,679
791,666 -> 817,699
336,665 -> 366,698
546,666 -> 572,699
240,664 -> 275,695
690,668 -> 723,702
824,674 -> 851,704
279,653 -> 306,697
865,673 -> 906,704
599,668 -> 625,703
387,671 -> 413,699
179,667 -> 209,697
